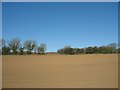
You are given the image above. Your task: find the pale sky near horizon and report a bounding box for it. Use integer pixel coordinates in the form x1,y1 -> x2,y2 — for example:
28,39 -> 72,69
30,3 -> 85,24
2,2 -> 118,52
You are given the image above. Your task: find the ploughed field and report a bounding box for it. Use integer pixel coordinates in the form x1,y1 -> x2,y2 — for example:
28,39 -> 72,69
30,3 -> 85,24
2,54 -> 118,88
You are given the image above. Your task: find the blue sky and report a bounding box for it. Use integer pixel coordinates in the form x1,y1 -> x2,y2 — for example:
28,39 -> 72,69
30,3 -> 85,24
2,2 -> 118,52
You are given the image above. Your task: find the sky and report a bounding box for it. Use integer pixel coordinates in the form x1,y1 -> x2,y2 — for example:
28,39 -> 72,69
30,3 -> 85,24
0,2 -> 1,39
2,2 -> 118,52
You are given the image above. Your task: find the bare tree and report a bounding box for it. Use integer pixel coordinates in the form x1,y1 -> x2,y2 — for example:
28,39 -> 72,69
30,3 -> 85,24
8,38 -> 21,54
107,43 -> 117,49
0,38 -> 5,54
24,40 -> 37,54
37,43 -> 46,54
0,38 -> 5,47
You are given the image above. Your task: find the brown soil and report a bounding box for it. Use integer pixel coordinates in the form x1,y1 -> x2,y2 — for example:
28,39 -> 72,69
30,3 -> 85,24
2,54 -> 118,88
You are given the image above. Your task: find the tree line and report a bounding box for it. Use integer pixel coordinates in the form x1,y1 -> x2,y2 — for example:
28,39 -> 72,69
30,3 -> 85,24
57,43 -> 120,55
0,38 -> 120,55
0,38 -> 46,55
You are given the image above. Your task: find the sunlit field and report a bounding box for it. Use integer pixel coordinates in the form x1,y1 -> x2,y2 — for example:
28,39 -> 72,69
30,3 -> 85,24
2,54 -> 118,88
